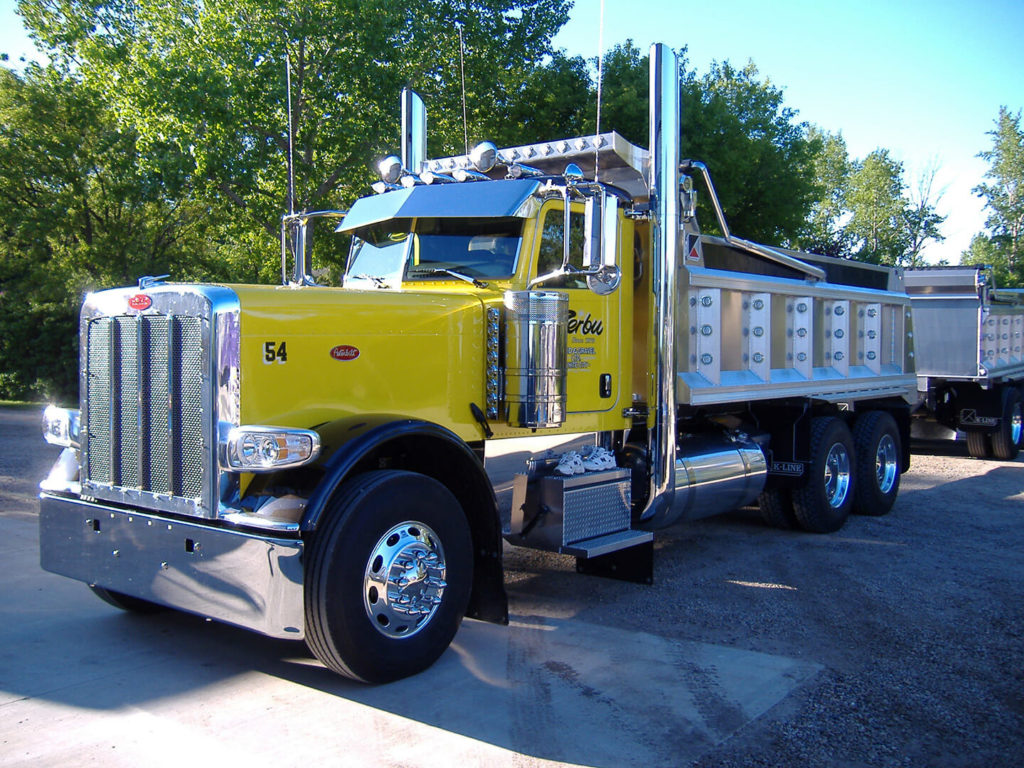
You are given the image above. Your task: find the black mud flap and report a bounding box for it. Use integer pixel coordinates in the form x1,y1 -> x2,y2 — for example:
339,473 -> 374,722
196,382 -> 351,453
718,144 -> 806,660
575,540 -> 654,585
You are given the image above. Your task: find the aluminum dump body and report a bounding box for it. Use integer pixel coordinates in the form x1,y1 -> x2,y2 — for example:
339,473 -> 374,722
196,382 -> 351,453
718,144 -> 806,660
677,237 -> 917,406
904,266 -> 1024,387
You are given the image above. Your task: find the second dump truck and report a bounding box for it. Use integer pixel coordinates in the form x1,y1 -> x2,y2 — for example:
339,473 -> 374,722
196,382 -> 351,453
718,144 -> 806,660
39,44 -> 920,682
905,265 -> 1024,460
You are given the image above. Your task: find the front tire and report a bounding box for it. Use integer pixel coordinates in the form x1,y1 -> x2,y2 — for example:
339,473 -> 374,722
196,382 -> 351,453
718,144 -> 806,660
89,586 -> 165,613
852,411 -> 901,516
793,417 -> 856,533
304,470 -> 473,683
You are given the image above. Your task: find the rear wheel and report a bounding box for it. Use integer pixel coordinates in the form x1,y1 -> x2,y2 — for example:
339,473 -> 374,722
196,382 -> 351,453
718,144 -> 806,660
305,470 -> 473,683
852,411 -> 901,516
793,417 -> 855,533
758,488 -> 797,529
991,387 -> 1022,461
965,428 -> 992,459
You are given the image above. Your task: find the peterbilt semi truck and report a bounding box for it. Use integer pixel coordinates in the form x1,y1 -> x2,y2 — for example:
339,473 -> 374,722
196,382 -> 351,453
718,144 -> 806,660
904,266 -> 1024,460
39,44 -> 920,683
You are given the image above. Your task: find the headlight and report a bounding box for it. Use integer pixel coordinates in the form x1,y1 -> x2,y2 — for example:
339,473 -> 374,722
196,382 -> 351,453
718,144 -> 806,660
42,405 -> 80,449
223,426 -> 321,472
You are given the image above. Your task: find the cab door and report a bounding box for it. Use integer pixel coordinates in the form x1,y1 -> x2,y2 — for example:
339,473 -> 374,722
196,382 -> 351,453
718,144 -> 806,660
532,200 -> 625,414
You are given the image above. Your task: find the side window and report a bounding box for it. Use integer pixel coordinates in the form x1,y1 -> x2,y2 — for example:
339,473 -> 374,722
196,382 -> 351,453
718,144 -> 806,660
536,206 -> 588,289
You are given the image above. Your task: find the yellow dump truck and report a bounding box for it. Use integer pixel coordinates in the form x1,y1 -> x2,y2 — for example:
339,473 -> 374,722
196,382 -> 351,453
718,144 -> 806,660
39,44 -> 918,683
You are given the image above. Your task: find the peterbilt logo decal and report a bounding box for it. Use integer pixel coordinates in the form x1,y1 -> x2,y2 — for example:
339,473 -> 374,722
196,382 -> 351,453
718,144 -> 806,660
330,345 -> 360,361
128,294 -> 152,310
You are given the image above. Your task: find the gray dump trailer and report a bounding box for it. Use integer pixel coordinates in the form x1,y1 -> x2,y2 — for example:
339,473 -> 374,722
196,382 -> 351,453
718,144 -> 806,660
905,266 -> 1024,460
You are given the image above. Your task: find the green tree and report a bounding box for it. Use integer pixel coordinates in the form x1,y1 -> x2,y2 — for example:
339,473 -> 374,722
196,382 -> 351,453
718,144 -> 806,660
19,0 -> 572,281
586,41 -> 818,246
846,149 -> 909,265
800,127 -> 853,258
902,161 -> 946,267
964,107 -> 1024,285
683,59 -> 817,245
962,232 -> 1011,287
0,64 -> 221,400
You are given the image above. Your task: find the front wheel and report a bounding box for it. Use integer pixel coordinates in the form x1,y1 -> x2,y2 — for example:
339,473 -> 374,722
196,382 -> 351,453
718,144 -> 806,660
304,470 -> 473,683
89,586 -> 165,613
793,417 -> 856,533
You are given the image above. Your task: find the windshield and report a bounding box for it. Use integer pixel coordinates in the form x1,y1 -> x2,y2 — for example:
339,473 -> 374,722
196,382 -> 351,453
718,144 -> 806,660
343,216 -> 524,287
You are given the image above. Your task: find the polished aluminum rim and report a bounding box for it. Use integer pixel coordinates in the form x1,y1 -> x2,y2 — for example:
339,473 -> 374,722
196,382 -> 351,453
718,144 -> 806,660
876,434 -> 899,494
1011,403 -> 1023,446
824,442 -> 852,508
363,521 -> 447,639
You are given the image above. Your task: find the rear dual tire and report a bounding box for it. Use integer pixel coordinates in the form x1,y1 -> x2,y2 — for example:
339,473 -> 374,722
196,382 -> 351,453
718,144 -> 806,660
851,411 -> 901,517
965,387 -> 1022,461
792,417 -> 856,533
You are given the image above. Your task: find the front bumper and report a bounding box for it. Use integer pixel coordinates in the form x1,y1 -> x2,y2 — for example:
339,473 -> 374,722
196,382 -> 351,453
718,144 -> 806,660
39,493 -> 305,639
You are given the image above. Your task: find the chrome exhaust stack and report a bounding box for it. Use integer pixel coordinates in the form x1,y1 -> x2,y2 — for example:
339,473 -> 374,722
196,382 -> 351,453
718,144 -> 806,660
401,88 -> 427,174
642,42 -> 681,527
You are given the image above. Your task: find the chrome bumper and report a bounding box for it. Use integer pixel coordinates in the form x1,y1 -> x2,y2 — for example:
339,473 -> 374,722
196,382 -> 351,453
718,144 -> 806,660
39,493 -> 305,639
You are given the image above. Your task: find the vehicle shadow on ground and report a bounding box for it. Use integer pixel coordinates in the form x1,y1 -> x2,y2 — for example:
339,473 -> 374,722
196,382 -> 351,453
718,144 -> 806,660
6,564 -> 818,767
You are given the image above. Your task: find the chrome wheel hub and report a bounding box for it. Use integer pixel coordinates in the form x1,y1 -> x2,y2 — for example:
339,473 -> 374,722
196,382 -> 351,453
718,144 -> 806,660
363,521 -> 447,639
1011,403 -> 1022,446
824,442 -> 852,508
875,434 -> 899,494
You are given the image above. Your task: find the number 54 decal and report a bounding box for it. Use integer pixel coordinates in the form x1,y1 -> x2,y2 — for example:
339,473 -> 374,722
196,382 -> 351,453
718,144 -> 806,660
263,341 -> 288,364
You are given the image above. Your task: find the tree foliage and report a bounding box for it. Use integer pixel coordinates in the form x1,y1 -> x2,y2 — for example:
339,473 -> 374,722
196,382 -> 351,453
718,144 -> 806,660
801,128 -> 852,258
2,8 -> 974,399
797,135 -> 945,266
19,0 -> 572,280
963,107 -> 1024,286
0,64 -> 222,400
587,41 -> 818,246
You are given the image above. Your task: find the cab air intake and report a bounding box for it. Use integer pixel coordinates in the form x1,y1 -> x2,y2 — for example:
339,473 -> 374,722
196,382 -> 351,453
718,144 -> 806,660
503,291 -> 568,428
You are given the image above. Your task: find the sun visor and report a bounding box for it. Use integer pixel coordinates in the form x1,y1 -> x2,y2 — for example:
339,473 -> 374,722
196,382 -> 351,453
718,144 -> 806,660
336,179 -> 542,233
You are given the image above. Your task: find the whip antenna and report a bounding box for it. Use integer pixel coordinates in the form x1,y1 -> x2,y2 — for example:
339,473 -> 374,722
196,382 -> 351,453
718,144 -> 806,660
286,51 -> 296,217
594,0 -> 606,181
458,23 -> 469,154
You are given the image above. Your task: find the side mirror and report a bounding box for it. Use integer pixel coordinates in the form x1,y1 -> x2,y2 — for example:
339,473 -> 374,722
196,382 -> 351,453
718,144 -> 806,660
583,191 -> 622,295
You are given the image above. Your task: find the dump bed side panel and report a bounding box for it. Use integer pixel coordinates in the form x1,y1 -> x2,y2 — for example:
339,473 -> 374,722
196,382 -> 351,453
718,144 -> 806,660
676,240 -> 917,406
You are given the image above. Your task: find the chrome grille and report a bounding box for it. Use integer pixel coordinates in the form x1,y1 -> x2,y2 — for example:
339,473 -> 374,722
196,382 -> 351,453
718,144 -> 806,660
82,307 -> 211,515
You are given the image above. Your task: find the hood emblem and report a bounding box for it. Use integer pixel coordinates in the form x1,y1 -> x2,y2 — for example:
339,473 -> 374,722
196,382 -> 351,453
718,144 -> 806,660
128,294 -> 152,311
330,345 -> 360,361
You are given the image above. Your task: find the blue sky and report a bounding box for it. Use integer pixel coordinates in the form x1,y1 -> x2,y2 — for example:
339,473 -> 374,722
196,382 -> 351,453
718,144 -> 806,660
3,0 -> 1022,264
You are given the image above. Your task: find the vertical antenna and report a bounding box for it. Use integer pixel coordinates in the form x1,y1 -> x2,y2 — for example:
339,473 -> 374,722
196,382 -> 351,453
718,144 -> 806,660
594,0 -> 606,181
458,24 -> 469,154
286,50 -> 296,217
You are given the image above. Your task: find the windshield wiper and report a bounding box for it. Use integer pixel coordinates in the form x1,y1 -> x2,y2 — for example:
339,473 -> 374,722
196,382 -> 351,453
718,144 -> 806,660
351,273 -> 389,288
420,268 -> 488,289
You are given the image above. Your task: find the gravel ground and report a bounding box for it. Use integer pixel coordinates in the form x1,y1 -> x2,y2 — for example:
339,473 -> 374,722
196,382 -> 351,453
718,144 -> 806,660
3,406 -> 1023,766
500,440 -> 1024,766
